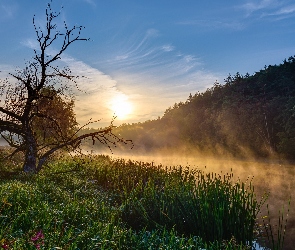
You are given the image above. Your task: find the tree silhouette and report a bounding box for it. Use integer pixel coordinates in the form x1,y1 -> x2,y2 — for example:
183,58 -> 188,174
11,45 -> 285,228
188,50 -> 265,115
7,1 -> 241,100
0,1 -> 131,173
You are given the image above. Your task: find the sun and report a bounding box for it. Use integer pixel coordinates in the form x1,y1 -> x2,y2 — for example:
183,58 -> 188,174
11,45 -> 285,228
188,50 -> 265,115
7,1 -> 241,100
110,95 -> 133,120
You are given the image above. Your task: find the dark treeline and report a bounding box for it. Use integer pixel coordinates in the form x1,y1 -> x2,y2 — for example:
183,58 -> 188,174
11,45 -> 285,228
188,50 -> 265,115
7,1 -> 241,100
84,56 -> 295,160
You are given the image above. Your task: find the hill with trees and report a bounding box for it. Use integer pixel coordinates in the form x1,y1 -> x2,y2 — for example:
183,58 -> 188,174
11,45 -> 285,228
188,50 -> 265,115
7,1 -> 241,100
84,56 -> 295,160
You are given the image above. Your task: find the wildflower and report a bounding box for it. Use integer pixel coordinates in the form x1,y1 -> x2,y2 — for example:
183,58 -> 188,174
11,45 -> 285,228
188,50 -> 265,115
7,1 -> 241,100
31,230 -> 45,249
0,239 -> 9,250
31,230 -> 44,241
1,245 -> 8,250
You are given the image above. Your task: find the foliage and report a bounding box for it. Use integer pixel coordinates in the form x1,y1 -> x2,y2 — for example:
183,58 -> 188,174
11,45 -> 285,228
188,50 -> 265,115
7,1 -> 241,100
0,156 -> 281,249
31,87 -> 78,148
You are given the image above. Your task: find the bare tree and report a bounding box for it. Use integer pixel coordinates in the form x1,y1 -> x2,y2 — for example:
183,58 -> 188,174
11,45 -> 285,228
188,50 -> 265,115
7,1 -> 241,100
0,1 -> 131,173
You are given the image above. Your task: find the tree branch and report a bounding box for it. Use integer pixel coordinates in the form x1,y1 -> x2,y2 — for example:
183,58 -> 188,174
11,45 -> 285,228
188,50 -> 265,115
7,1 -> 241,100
37,126 -> 132,171
0,120 -> 24,135
0,107 -> 22,121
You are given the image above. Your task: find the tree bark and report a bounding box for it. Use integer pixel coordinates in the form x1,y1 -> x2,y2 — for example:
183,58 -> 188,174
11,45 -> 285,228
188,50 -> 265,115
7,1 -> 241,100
23,131 -> 37,173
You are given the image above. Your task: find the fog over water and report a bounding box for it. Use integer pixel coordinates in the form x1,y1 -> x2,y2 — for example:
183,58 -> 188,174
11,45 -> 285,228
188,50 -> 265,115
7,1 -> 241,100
108,153 -> 294,250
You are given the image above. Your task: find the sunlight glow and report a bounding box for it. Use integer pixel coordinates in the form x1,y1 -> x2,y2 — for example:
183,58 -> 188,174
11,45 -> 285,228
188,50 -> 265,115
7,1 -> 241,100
110,95 -> 133,120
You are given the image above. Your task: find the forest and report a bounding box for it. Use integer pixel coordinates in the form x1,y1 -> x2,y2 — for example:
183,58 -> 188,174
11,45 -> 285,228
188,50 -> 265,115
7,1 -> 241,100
83,56 -> 295,160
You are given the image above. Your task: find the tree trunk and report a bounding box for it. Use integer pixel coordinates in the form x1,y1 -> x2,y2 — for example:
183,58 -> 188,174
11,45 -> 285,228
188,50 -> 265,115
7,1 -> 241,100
23,131 -> 38,173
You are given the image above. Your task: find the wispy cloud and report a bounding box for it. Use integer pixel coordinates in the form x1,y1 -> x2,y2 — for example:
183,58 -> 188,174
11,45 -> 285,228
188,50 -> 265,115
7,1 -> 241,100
105,28 -> 207,84
162,44 -> 174,52
239,0 -> 295,19
241,0 -> 276,14
0,64 -> 15,81
83,0 -> 96,7
177,19 -> 244,31
21,39 -> 38,50
95,28 -> 221,120
262,4 -> 295,19
0,3 -> 18,20
178,1 -> 294,31
277,4 -> 295,15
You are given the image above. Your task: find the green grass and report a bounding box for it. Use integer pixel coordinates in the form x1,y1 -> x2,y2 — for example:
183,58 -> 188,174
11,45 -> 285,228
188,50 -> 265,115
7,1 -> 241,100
0,154 -> 281,249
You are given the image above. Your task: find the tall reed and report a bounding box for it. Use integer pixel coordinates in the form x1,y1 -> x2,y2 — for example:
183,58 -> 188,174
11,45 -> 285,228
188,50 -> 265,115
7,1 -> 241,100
118,164 -> 267,246
262,200 -> 290,250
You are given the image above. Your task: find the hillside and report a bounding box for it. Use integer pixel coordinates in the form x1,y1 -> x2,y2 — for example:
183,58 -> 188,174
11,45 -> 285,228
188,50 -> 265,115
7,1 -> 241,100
84,56 -> 295,160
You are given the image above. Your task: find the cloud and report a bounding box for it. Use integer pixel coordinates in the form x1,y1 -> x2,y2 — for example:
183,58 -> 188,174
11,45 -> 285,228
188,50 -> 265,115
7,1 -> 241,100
177,1 -> 293,31
97,28 -> 221,120
0,64 -> 14,77
162,44 -> 175,52
239,0 -> 295,19
177,19 -> 244,31
263,4 -> 295,18
99,26 -> 221,120
241,0 -> 276,14
146,28 -> 159,38
21,39 -> 38,50
116,55 -> 129,60
59,55 -> 133,126
107,68 -> 220,122
0,3 -> 18,20
104,28 -> 207,83
277,5 -> 295,15
83,0 -> 96,7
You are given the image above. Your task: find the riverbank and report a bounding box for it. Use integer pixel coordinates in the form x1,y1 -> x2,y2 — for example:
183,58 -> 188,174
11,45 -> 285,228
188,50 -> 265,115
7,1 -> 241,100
0,155 -> 285,249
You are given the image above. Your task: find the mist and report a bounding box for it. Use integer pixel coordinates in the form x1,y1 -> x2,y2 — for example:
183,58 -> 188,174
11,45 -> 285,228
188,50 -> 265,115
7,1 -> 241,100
79,141 -> 294,250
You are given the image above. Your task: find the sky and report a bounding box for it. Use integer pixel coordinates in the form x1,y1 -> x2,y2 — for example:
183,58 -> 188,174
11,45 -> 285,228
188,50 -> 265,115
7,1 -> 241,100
0,0 -> 295,127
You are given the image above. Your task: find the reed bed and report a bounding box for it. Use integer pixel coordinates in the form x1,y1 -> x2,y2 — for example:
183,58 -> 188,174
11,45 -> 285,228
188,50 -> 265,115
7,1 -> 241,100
0,155 -> 282,249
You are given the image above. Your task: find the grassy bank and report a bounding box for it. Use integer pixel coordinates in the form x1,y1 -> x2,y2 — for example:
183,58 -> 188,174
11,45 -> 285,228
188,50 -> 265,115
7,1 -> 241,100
0,155 -> 278,249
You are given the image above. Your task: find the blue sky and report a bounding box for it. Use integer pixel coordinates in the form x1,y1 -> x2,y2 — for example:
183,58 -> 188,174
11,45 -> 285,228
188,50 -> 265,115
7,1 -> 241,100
1,0 -> 295,126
